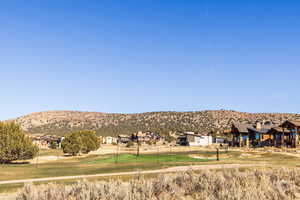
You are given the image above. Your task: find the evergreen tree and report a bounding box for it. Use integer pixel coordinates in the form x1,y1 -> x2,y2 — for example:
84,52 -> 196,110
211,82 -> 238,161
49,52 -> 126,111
61,130 -> 99,156
0,122 -> 38,163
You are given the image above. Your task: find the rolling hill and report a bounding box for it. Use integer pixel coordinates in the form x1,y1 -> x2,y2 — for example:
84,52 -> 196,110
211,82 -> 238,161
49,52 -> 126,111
10,110 -> 300,136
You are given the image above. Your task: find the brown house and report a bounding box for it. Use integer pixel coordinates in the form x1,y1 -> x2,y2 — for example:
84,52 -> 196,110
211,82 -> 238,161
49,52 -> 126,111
267,127 -> 291,147
231,123 -> 253,147
231,120 -> 300,148
231,122 -> 275,147
277,120 -> 300,148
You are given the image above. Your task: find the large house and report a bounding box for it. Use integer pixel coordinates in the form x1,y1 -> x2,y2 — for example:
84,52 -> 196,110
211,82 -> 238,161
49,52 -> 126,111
276,120 -> 300,148
231,122 -> 275,147
99,136 -> 117,144
131,131 -> 161,143
231,120 -> 300,148
231,123 -> 254,147
177,132 -> 213,146
118,134 -> 131,144
30,134 -> 63,149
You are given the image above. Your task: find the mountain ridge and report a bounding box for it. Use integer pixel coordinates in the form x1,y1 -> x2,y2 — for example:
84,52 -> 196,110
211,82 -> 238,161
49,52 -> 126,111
9,110 -> 300,136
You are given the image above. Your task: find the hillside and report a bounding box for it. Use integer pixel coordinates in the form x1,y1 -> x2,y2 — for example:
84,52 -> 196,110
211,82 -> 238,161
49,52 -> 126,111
11,110 -> 300,136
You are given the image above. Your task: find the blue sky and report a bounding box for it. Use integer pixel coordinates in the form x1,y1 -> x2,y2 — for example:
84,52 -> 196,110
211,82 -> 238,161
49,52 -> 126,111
1,0 -> 300,119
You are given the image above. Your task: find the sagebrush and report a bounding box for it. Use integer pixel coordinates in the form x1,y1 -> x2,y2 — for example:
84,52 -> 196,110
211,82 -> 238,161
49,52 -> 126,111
17,168 -> 300,200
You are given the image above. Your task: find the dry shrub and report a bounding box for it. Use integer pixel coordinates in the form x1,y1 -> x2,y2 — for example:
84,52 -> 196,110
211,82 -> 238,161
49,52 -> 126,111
16,168 -> 300,200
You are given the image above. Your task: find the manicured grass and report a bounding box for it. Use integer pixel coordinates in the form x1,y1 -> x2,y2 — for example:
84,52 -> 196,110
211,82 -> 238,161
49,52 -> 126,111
0,151 -> 229,183
0,149 -> 300,194
88,153 -> 213,164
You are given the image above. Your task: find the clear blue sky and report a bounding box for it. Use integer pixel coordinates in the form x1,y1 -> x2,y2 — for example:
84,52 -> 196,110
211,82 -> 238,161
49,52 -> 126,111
1,0 -> 300,120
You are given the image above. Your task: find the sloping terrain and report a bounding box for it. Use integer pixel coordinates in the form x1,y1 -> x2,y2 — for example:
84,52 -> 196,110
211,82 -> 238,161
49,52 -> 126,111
11,110 -> 300,136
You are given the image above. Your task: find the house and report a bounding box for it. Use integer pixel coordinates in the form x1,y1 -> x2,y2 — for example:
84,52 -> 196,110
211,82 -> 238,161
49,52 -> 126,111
31,134 -> 62,149
214,137 -> 227,144
118,134 -> 131,144
231,120 -> 300,148
247,122 -> 275,147
102,136 -> 117,144
267,127 -> 292,147
177,132 -> 212,146
231,122 -> 275,147
131,131 -> 161,143
273,120 -> 300,148
231,123 -> 253,147
132,131 -> 147,143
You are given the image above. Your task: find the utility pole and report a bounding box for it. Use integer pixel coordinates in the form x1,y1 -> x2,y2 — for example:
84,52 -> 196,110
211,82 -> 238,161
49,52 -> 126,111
216,148 -> 220,161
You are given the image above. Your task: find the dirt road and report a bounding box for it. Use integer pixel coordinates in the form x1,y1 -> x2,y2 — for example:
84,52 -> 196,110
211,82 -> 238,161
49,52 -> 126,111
0,163 -> 266,185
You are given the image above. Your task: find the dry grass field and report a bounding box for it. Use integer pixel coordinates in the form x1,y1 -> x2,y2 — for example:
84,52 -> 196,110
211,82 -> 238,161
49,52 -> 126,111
1,146 -> 300,199
16,168 -> 300,200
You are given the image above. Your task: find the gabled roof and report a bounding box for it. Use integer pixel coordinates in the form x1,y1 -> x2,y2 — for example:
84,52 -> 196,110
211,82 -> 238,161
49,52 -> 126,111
269,127 -> 291,133
279,120 -> 300,129
248,124 -> 275,134
232,123 -> 253,133
289,120 -> 300,126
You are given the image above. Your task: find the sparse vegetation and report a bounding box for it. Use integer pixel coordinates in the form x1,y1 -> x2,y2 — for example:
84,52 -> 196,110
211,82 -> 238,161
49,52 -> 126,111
0,122 -> 38,164
13,110 -> 300,136
16,168 -> 300,200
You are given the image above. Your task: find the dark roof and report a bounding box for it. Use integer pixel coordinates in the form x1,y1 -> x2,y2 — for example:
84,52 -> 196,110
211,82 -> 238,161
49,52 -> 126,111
248,127 -> 270,134
248,124 -> 275,134
269,127 -> 292,133
232,123 -> 252,133
280,120 -> 300,128
289,120 -> 300,126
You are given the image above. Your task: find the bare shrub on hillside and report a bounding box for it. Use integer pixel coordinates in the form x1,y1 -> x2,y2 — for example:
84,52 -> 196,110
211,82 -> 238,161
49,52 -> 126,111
16,168 -> 300,200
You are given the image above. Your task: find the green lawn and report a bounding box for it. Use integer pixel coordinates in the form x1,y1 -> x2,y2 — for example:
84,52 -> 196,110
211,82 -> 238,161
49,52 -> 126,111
88,153 -> 213,164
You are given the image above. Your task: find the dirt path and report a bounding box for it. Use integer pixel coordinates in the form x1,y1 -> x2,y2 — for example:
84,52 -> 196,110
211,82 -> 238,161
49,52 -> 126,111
275,151 -> 300,158
0,163 -> 266,185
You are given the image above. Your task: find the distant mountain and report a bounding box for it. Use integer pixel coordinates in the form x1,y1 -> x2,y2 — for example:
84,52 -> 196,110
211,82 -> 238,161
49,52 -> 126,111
11,110 -> 300,136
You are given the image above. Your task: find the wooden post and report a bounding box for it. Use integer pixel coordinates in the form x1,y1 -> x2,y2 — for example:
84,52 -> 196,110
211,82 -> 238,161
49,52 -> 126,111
239,135 -> 243,147
282,128 -> 285,148
296,128 -> 299,148
216,148 -> 220,161
259,133 -> 262,147
246,133 -> 250,148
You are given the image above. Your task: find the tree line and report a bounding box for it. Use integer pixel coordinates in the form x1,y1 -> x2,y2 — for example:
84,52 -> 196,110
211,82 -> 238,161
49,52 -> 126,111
0,122 -> 100,164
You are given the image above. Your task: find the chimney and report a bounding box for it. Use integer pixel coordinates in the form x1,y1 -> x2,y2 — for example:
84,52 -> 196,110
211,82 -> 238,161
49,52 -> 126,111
256,122 -> 262,130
